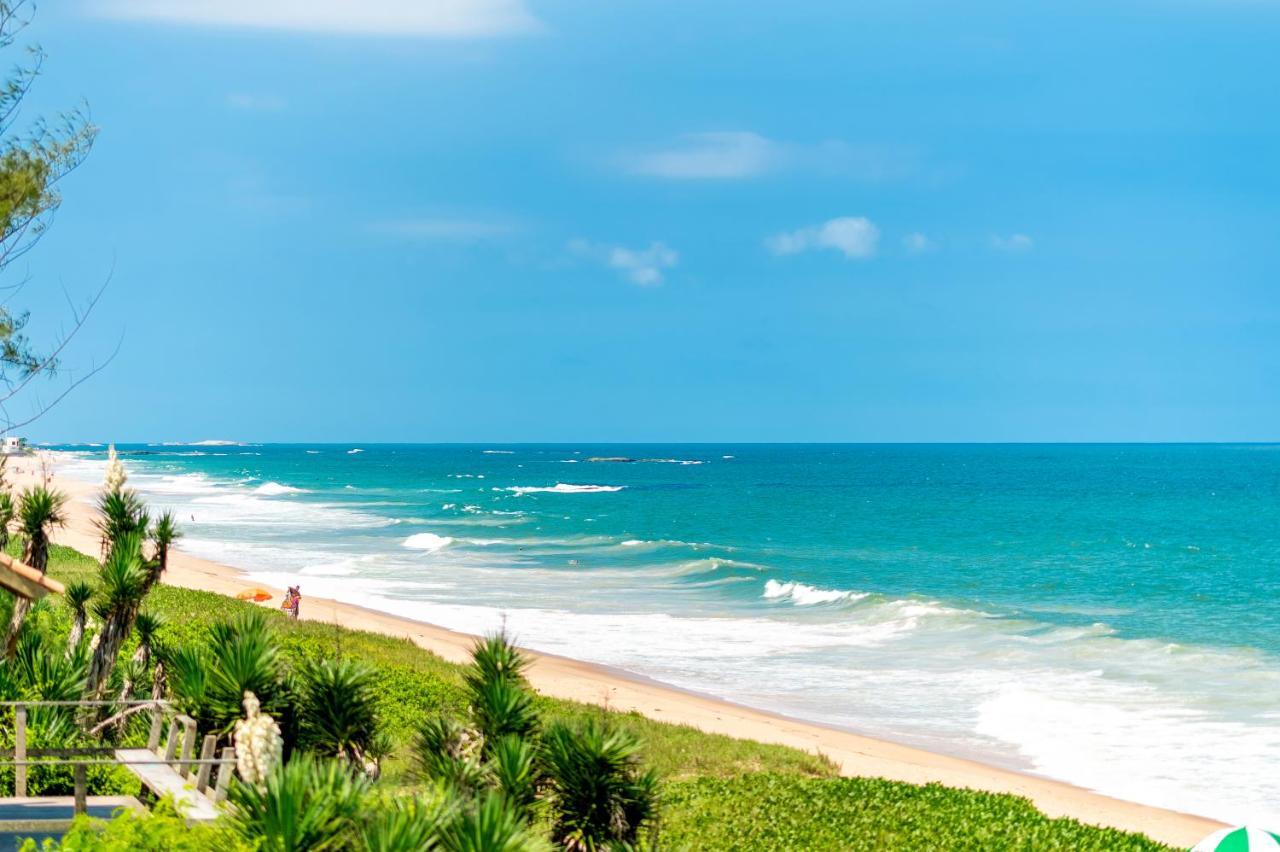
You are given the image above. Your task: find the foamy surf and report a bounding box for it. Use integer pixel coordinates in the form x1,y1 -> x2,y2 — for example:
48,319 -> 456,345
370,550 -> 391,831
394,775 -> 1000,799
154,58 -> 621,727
763,579 -> 870,606
254,481 -> 306,496
402,533 -> 454,552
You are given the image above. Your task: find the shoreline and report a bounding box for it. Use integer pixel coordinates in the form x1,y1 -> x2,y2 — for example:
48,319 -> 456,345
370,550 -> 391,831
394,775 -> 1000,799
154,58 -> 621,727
13,457 -> 1225,847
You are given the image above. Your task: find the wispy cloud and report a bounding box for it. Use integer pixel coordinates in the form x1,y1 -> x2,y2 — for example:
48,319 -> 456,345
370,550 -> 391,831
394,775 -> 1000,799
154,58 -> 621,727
621,132 -> 778,180
370,217 -> 518,242
570,239 -> 679,286
618,131 -> 917,181
903,232 -> 936,254
766,217 -> 880,260
89,0 -> 542,37
226,93 -> 286,112
992,233 -> 1034,253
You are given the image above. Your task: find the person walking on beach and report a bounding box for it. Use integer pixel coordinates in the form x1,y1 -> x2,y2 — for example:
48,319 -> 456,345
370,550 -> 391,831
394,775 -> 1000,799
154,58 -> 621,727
280,586 -> 300,619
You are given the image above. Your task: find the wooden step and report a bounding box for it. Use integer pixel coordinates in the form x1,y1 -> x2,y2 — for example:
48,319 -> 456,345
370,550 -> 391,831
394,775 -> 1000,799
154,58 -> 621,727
113,749 -> 221,821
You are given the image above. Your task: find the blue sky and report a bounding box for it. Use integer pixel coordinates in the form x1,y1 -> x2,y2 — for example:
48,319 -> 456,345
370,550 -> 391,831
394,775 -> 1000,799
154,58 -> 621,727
11,0 -> 1280,442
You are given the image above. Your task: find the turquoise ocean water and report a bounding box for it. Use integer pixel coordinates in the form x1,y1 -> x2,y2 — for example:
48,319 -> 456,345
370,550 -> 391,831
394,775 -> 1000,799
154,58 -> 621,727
48,444 -> 1280,824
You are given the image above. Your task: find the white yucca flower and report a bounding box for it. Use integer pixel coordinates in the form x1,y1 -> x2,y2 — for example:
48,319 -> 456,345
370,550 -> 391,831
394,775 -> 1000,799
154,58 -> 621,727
104,445 -> 127,492
233,690 -> 282,785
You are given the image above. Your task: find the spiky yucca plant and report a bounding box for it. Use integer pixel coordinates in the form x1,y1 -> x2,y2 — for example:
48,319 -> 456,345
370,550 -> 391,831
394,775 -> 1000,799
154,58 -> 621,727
488,735 -> 541,823
4,486 -> 67,658
147,511 -> 180,589
296,657 -> 380,768
466,633 -> 538,754
412,715 -> 488,797
226,753 -> 370,852
358,791 -> 457,852
542,720 -> 660,851
63,580 -> 93,655
20,487 -> 68,571
197,606 -> 285,731
83,532 -> 149,699
439,792 -> 551,852
130,611 -> 163,668
95,488 -> 147,559
113,611 -> 164,723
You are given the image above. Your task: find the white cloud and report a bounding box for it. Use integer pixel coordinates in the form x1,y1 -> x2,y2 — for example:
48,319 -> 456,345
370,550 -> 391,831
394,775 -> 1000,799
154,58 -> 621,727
618,132 -> 917,181
766,217 -> 880,260
903,232 -> 936,254
571,239 -> 678,285
90,0 -> 541,37
992,233 -> 1034,253
623,132 -> 778,180
371,217 -> 517,242
227,93 -> 286,111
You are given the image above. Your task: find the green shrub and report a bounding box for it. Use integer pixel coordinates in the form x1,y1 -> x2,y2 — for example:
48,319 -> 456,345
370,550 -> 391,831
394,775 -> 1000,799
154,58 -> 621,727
20,798 -> 250,851
660,774 -> 1176,851
225,753 -> 370,851
542,719 -> 659,850
296,657 -> 382,765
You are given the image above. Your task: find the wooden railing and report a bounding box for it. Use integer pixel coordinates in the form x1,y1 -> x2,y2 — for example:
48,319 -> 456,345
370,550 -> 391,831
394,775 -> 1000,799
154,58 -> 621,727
1,700 -> 236,820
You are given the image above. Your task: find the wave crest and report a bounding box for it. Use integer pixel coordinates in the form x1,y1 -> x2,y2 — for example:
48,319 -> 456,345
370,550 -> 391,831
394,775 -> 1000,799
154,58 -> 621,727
504,484 -> 624,495
402,533 -> 454,552
254,482 -> 307,496
763,579 -> 869,606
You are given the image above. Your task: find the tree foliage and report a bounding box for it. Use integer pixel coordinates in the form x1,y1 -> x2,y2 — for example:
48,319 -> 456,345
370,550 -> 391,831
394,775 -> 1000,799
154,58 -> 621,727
0,0 -> 100,432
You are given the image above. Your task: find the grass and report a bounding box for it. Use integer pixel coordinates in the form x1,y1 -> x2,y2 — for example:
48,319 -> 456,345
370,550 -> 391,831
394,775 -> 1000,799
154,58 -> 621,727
661,775 -> 1176,851
38,544 -> 1176,850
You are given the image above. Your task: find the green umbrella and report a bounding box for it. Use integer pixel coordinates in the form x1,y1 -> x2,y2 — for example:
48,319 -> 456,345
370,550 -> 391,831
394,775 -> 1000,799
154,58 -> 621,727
1193,827 -> 1280,852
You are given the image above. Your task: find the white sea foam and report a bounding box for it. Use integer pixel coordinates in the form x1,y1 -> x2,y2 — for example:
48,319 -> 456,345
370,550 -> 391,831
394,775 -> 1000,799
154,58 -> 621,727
254,481 -> 306,496
347,448 -> 364,454
402,533 -> 454,552
483,450 -> 515,454
763,579 -> 870,606
616,538 -> 705,551
504,484 -> 624,495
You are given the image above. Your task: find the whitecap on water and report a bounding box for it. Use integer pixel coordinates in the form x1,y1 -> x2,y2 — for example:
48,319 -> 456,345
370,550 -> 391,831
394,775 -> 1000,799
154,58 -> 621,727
503,484 -> 624,495
763,579 -> 870,606
402,533 -> 455,552
254,481 -> 306,496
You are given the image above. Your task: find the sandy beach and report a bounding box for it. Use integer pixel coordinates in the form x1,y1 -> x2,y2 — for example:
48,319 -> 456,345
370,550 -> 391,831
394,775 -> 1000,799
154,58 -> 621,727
10,455 -> 1225,848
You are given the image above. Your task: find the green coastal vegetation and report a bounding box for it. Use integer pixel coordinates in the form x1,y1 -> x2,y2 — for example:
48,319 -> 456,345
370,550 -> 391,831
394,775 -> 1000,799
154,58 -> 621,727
0,473 -> 1172,850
